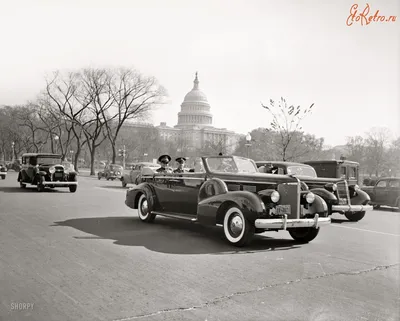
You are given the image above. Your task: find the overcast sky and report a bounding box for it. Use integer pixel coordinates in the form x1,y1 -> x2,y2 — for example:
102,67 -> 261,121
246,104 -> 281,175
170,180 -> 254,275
0,0 -> 398,146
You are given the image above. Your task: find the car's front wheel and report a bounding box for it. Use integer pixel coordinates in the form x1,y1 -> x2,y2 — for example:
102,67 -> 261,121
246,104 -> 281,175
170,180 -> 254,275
223,206 -> 254,247
344,211 -> 365,222
121,179 -> 127,188
19,181 -> 26,188
288,227 -> 320,243
137,194 -> 156,223
1,175 -> 5,180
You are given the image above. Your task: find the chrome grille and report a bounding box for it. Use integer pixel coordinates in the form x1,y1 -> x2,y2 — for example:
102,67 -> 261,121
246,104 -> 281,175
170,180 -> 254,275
336,180 -> 349,205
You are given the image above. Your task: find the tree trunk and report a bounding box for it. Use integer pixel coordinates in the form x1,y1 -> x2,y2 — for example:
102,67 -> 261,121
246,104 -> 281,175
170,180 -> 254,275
90,147 -> 96,176
74,147 -> 81,173
111,143 -> 117,164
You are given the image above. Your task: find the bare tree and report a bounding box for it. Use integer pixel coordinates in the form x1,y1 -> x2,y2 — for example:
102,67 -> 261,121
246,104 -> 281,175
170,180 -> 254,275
102,68 -> 167,163
261,97 -> 314,161
364,127 -> 392,177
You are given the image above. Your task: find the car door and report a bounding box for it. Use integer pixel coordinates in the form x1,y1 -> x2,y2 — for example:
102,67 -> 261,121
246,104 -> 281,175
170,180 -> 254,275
388,179 -> 400,206
374,179 -> 388,204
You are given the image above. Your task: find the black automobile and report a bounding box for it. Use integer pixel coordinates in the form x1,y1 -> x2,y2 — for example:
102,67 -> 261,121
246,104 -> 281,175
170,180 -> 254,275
18,153 -> 78,192
98,164 -> 123,181
255,161 -> 372,221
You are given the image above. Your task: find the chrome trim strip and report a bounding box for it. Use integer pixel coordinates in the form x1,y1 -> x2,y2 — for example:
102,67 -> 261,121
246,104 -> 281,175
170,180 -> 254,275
332,204 -> 373,212
255,216 -> 331,229
42,182 -> 78,186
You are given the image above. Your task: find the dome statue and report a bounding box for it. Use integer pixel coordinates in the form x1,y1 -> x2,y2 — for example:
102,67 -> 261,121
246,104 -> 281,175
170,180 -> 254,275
175,72 -> 213,128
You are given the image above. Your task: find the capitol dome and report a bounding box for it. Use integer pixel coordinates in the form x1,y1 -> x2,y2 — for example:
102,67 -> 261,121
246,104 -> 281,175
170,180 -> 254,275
175,72 -> 213,128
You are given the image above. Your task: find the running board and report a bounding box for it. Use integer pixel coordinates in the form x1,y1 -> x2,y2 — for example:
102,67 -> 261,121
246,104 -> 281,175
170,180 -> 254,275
151,211 -> 197,222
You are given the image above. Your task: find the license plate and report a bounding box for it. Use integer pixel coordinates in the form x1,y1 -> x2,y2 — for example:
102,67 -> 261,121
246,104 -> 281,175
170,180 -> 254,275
339,198 -> 348,205
276,205 -> 291,215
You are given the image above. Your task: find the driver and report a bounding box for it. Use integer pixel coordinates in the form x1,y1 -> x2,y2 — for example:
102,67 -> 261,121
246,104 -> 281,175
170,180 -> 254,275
156,155 -> 172,174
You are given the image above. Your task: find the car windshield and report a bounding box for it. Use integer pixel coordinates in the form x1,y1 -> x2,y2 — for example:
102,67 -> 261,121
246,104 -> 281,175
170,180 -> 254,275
287,165 -> 317,177
205,156 -> 258,173
37,157 -> 62,165
110,165 -> 123,170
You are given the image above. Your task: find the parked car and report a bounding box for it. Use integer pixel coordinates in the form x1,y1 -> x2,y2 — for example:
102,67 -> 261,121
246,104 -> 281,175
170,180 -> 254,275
362,177 -> 400,210
303,159 -> 360,186
98,164 -> 123,181
126,155 -> 331,247
17,153 -> 78,192
0,163 -> 7,179
6,160 -> 21,172
255,161 -> 372,221
121,162 -> 160,187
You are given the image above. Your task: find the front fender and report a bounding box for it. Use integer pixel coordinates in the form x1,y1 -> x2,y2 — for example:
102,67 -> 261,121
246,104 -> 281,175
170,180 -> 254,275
125,183 -> 158,211
350,189 -> 371,205
310,187 -> 338,205
304,194 -> 328,217
197,191 -> 264,226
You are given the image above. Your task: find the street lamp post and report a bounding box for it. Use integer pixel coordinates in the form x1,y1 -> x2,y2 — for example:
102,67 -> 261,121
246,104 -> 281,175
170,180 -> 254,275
11,142 -> 15,162
54,135 -> 59,154
245,133 -> 252,158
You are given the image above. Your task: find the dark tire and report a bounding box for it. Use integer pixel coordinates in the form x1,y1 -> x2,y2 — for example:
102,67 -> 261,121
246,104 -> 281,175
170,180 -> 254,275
98,175 -> 101,180
344,211 -> 366,222
37,184 -> 45,192
223,206 -> 254,247
20,181 -> 26,188
122,179 -> 127,188
373,205 -> 380,210
288,227 -> 320,243
137,194 -> 156,223
1,175 -> 5,180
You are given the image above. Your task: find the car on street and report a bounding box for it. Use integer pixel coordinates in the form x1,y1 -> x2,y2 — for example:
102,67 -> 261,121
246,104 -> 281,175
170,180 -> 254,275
303,159 -> 360,186
121,162 -> 160,187
361,177 -> 400,210
0,163 -> 7,179
17,153 -> 78,192
125,155 -> 331,247
98,164 -> 123,181
255,161 -> 372,221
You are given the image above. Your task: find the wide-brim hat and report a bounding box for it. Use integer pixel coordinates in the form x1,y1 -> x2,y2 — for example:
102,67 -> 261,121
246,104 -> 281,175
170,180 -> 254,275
158,154 -> 172,163
175,157 -> 186,163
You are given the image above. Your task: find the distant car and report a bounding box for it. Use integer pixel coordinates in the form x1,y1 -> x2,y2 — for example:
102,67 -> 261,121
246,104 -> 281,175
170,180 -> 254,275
121,162 -> 160,187
126,155 -> 331,247
303,159 -> 360,186
362,177 -> 400,210
0,163 -> 7,179
255,161 -> 372,222
98,164 -> 124,181
17,153 -> 78,192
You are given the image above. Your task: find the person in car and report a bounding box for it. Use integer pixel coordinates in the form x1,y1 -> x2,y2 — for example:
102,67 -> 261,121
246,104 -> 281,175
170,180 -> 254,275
156,155 -> 172,173
173,157 -> 186,173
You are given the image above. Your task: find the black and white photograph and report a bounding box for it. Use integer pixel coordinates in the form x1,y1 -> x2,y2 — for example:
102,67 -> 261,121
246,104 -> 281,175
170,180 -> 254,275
0,0 -> 399,320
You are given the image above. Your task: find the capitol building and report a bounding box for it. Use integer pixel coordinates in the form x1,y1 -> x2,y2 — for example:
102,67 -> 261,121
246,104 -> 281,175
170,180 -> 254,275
126,73 -> 241,155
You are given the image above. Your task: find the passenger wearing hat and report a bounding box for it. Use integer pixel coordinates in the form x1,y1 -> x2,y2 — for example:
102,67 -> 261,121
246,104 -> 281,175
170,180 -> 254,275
156,154 -> 172,173
173,157 -> 186,173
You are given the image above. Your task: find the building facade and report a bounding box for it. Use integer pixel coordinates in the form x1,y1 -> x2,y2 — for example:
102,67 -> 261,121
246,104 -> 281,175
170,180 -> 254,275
154,72 -> 241,154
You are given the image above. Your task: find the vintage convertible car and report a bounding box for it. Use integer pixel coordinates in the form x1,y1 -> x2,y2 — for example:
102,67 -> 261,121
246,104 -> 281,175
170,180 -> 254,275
98,164 -> 123,181
17,153 -> 78,192
125,155 -> 331,247
121,162 -> 160,187
0,163 -> 7,179
255,161 -> 373,221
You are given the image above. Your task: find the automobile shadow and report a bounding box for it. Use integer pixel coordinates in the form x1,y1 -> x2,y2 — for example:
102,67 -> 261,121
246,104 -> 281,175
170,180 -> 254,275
375,206 -> 399,212
51,216 -> 301,255
0,186 -> 68,193
97,185 -> 126,190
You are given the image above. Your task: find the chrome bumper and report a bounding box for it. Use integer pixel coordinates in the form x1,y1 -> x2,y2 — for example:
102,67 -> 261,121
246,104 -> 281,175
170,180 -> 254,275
332,204 -> 373,212
42,181 -> 78,186
254,214 -> 331,230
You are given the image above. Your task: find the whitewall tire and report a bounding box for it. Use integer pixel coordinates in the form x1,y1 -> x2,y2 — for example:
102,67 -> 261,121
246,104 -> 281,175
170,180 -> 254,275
223,206 -> 254,247
137,194 -> 156,223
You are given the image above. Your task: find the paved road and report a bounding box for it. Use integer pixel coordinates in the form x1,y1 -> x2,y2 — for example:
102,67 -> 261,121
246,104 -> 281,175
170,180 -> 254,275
0,172 -> 399,321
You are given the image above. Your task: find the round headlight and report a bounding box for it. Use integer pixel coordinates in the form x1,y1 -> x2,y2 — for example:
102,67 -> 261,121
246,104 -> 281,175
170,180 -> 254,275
353,184 -> 360,191
271,191 -> 280,203
306,192 -> 315,204
49,166 -> 56,174
331,183 -> 337,191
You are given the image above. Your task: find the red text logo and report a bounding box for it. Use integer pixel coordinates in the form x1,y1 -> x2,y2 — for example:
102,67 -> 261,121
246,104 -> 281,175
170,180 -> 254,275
346,4 -> 397,26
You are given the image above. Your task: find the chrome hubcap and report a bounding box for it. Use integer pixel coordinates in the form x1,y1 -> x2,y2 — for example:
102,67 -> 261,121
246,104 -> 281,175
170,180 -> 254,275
141,199 -> 148,216
229,214 -> 243,236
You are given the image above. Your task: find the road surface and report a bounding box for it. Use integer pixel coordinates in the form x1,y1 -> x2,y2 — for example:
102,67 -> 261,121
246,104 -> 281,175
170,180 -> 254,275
0,172 -> 399,321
